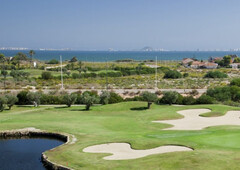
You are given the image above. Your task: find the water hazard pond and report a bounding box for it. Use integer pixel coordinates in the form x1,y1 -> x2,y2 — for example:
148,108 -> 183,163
0,137 -> 64,170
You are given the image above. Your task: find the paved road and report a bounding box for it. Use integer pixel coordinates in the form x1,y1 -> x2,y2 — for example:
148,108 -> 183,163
0,88 -> 207,94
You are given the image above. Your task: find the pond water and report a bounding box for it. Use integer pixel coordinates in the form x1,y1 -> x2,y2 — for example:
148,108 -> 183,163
0,137 -> 64,170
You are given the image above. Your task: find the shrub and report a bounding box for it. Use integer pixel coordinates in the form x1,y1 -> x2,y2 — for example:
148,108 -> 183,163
163,70 -> 182,79
41,71 -> 53,80
1,70 -> 8,78
40,94 -> 63,104
10,70 -> 30,80
141,91 -> 158,109
189,89 -> 199,96
108,92 -> 123,104
124,96 -> 144,101
176,93 -> 184,104
47,59 -> 59,64
206,86 -> 232,102
204,71 -> 228,78
17,91 -> 30,105
72,73 -> 80,79
230,78 -> 240,87
182,96 -> 196,105
159,91 -> 179,105
196,95 -> 214,104
155,90 -> 162,95
100,91 -> 110,105
183,73 -> 189,78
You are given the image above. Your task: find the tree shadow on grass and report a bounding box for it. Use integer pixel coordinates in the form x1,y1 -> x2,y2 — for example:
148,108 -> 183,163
17,106 -> 34,108
70,108 -> 88,111
130,107 -> 148,111
54,106 -> 68,109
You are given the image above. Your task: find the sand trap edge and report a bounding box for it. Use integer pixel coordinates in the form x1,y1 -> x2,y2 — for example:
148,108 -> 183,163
83,142 -> 194,160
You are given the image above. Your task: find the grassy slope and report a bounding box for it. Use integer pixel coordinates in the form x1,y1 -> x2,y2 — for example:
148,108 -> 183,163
0,102 -> 240,169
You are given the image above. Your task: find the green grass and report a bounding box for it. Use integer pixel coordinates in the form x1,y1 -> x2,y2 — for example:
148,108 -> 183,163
1,102 -> 240,169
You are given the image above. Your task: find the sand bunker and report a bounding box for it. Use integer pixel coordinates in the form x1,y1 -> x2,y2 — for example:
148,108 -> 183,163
83,143 -> 193,160
153,109 -> 240,130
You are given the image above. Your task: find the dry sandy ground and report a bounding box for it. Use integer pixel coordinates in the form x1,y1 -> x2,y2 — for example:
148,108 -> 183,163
83,143 -> 193,160
153,109 -> 240,130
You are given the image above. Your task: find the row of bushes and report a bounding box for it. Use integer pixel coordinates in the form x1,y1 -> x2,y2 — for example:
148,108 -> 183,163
5,77 -> 240,111
14,90 -> 124,110
163,70 -> 228,79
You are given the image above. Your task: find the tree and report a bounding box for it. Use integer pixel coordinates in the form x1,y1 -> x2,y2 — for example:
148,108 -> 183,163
223,55 -> 231,67
29,50 -> 35,67
27,92 -> 42,107
41,71 -> 53,80
78,61 -> 83,69
100,91 -> 110,105
13,52 -> 28,69
17,91 -> 30,105
1,70 -> 8,89
0,53 -> 6,65
234,57 -> 240,63
0,96 -> 6,112
63,93 -> 77,107
5,95 -> 18,110
161,91 -> 179,105
141,91 -> 158,109
81,92 -> 99,110
70,56 -> 78,62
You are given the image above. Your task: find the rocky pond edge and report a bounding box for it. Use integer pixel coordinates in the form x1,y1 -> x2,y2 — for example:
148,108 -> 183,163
0,127 -> 77,170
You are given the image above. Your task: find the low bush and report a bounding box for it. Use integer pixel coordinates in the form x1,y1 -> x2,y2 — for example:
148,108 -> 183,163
47,59 -> 59,64
204,71 -> 228,78
182,96 -> 196,105
196,95 -> 214,104
108,92 -> 123,104
72,73 -> 80,79
230,78 -> 240,87
163,70 -> 182,79
41,71 -> 53,80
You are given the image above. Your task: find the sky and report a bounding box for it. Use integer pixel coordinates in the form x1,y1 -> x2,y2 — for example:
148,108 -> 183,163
1,0 -> 240,51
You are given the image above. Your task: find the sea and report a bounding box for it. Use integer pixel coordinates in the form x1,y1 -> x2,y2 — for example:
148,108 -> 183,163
0,50 -> 239,62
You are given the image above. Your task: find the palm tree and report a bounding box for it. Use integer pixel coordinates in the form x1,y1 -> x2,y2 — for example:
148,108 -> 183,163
0,54 -> 7,90
29,50 -> 35,68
